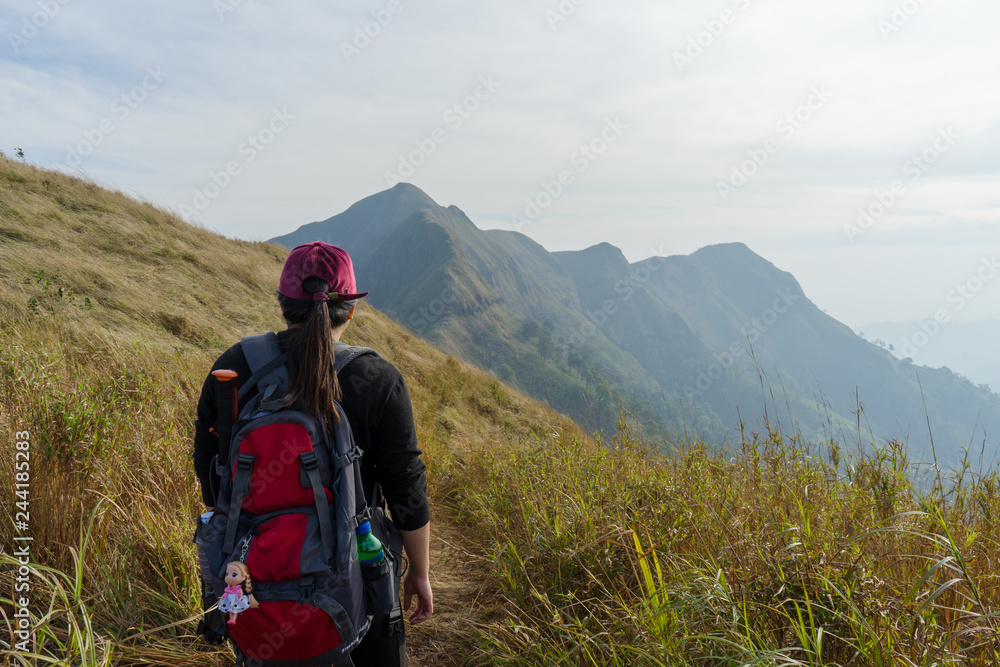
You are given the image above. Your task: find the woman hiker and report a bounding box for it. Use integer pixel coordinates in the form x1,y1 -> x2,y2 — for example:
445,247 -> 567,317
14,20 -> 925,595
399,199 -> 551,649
193,241 -> 433,666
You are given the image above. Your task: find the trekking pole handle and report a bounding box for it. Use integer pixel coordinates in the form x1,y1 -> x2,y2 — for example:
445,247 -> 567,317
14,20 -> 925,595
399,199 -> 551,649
212,370 -> 239,421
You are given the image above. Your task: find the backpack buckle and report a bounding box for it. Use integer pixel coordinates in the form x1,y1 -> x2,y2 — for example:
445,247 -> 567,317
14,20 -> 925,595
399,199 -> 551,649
213,453 -> 228,479
336,446 -> 363,469
298,576 -> 315,604
352,508 -> 373,529
388,607 -> 403,635
236,453 -> 254,493
300,451 -> 318,471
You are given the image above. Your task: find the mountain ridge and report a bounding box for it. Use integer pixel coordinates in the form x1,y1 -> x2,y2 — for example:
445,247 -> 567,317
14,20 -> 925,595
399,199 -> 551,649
268,184 -> 1000,459
861,319 -> 1000,395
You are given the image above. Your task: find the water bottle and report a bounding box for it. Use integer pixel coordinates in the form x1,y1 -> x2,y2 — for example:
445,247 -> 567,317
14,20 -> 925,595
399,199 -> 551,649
356,521 -> 385,566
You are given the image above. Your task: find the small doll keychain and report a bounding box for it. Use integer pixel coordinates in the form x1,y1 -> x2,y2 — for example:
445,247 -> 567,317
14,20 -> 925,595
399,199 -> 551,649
219,561 -> 259,625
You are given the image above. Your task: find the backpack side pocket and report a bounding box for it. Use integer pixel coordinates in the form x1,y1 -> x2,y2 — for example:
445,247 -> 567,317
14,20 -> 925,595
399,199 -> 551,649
361,555 -> 396,617
194,515 -> 228,643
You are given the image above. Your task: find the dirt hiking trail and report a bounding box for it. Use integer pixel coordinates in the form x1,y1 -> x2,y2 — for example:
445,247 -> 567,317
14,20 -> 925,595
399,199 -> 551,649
406,508 -> 490,666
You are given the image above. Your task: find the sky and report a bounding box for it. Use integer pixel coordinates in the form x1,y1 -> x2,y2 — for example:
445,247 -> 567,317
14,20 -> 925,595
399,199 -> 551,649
2,0 -> 998,330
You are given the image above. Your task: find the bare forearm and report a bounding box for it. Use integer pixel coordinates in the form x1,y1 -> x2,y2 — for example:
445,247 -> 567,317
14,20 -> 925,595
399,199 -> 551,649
400,522 -> 433,623
401,523 -> 430,577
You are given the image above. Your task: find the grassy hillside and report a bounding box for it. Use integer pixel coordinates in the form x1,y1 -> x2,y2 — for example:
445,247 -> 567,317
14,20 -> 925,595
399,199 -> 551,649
0,157 -> 572,665
3,158 -> 1000,666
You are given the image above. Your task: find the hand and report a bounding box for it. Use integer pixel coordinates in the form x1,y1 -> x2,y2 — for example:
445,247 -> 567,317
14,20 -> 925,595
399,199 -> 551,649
403,572 -> 433,625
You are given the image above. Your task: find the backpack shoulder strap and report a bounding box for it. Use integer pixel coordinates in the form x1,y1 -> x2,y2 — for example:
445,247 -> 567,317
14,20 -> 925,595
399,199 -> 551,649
333,341 -> 379,373
238,332 -> 288,401
333,342 -> 393,513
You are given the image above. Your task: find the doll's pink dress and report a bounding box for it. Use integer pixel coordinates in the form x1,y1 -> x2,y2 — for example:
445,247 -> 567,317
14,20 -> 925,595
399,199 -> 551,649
219,584 -> 251,613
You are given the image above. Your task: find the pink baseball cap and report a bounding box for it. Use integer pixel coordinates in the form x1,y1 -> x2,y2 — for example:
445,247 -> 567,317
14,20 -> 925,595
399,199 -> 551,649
278,242 -> 369,302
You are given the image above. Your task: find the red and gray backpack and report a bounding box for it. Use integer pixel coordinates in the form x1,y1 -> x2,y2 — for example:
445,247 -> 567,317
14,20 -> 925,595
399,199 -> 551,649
197,333 -> 396,666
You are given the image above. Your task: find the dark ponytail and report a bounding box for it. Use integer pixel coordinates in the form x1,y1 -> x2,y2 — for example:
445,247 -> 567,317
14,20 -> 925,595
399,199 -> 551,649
277,277 -> 355,429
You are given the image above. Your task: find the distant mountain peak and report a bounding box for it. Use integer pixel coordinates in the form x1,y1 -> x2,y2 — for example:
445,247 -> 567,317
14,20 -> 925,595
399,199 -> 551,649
689,241 -> 798,287
554,241 -> 626,261
355,182 -> 438,210
691,242 -> 755,258
387,181 -> 435,198
267,182 -> 439,255
584,241 -> 626,257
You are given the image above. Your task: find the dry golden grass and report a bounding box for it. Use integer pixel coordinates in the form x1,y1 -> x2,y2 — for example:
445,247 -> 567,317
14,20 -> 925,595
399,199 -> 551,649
437,424 -> 1000,665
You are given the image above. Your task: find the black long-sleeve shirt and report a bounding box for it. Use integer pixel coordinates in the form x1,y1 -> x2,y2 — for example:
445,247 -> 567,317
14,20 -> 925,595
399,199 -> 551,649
192,330 -> 429,531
